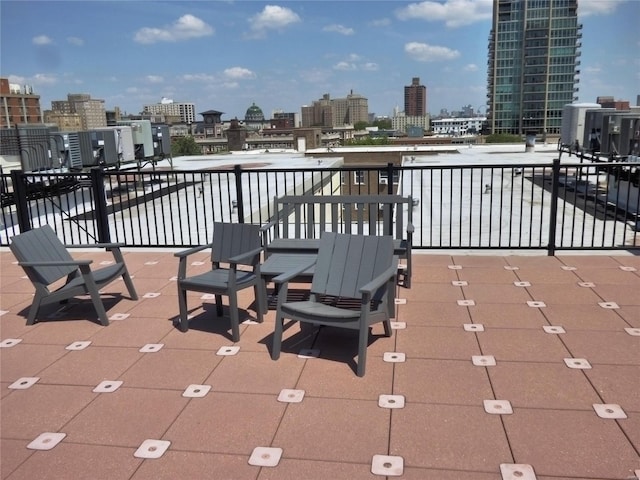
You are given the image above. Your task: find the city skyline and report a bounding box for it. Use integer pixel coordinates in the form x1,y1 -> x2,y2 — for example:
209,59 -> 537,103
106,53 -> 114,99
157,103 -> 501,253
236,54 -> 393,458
1,0 -> 637,121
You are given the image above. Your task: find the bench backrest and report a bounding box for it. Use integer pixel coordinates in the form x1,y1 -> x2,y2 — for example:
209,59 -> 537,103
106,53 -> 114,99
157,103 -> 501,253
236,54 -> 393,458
273,195 -> 411,240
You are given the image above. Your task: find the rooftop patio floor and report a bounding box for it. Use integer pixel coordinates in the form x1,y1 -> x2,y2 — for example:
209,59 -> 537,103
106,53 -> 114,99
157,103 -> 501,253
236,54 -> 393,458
1,248 -> 639,480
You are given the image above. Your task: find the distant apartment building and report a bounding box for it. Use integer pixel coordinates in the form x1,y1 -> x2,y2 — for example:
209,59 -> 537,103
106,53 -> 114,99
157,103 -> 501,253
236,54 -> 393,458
301,91 -> 369,128
431,117 -> 487,136
596,96 -> 631,111
487,0 -> 582,135
48,93 -> 106,130
0,78 -> 42,128
142,98 -> 195,124
392,111 -> 430,135
404,77 -> 427,116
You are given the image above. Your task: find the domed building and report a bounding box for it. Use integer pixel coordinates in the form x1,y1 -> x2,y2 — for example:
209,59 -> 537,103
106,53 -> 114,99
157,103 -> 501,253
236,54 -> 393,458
244,102 -> 269,131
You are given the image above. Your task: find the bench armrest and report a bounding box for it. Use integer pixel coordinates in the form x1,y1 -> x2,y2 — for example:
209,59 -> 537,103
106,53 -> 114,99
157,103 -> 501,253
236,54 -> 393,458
272,258 -> 317,284
174,244 -> 211,258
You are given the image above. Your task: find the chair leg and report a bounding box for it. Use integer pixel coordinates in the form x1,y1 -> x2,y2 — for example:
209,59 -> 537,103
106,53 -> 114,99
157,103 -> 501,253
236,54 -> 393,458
26,292 -> 45,325
229,293 -> 240,342
382,318 -> 392,337
254,285 -> 264,322
177,287 -> 189,332
272,314 -> 284,360
215,295 -> 223,316
121,271 -> 138,300
85,278 -> 109,326
357,326 -> 369,377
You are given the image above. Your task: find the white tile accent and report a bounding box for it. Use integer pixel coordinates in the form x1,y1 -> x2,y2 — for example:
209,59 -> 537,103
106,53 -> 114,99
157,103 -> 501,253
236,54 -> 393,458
394,298 -> 407,305
371,454 -> 404,476
144,261 -> 159,265
452,280 -> 468,286
191,261 -> 205,266
378,394 -> 405,409
543,326 -> 565,334
619,266 -> 637,272
99,260 -> 114,265
527,301 -> 546,308
142,292 -> 161,298
390,321 -> 406,329
298,348 -> 320,358
134,439 -> 171,459
9,377 -> 39,389
564,358 -> 591,369
624,328 -> 640,336
248,447 -> 283,467
27,432 -> 66,451
457,299 -> 476,306
561,266 -> 577,271
139,343 -> 164,353
201,293 -> 217,300
500,463 -> 537,480
599,302 -> 619,309
0,338 -> 22,348
448,265 -> 462,270
93,380 -> 123,393
484,399 -> 513,415
514,281 -> 531,287
504,266 -> 519,270
216,346 -> 240,356
277,389 -> 305,403
109,313 -> 130,321
578,282 -> 595,288
242,319 -> 259,325
66,341 -> 91,351
464,323 -> 484,332
183,384 -> 211,398
472,355 -> 496,366
0,310 -> 7,317
593,403 -> 627,419
383,352 -> 406,363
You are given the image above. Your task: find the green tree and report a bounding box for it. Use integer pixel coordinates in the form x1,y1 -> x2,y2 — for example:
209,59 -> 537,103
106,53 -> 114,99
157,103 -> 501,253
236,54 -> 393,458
354,121 -> 369,131
373,118 -> 392,130
171,136 -> 202,156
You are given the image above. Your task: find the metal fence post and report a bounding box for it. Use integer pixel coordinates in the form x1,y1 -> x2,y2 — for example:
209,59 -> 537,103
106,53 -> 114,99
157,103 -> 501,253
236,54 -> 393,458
234,164 -> 245,223
547,158 -> 561,256
90,168 -> 111,243
11,170 -> 31,233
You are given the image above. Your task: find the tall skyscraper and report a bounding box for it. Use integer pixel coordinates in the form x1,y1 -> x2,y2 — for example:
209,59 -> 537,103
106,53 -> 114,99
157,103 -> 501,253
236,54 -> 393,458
404,77 -> 426,116
487,0 -> 581,135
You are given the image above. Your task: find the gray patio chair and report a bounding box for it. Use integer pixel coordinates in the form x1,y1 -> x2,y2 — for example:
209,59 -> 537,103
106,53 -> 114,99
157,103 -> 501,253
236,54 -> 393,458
271,232 -> 397,376
9,225 -> 138,326
175,222 -> 264,341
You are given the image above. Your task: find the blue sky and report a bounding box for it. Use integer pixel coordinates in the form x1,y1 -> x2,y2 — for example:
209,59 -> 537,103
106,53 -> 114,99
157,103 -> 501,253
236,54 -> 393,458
1,0 -> 638,120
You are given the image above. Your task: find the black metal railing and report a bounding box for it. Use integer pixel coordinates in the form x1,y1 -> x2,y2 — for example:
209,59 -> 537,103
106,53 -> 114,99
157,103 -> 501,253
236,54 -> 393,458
2,159 -> 639,253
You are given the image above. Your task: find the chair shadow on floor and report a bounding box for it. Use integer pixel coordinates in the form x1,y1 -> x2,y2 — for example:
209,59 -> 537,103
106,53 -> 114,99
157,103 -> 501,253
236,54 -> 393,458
172,301 -> 262,341
16,294 -> 129,326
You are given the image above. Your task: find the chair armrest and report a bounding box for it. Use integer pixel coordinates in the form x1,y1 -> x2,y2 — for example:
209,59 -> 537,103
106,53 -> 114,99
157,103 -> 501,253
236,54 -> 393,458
228,246 -> 263,265
174,244 -> 211,258
359,258 -> 399,295
19,259 -> 92,267
259,219 -> 278,233
272,258 -> 317,284
66,242 -> 126,249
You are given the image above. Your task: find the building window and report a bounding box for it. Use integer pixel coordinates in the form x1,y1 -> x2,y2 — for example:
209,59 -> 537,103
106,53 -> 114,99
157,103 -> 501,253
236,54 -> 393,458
354,170 -> 365,185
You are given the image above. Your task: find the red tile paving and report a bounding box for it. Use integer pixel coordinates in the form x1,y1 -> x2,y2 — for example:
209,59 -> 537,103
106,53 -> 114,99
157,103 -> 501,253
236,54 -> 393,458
1,249 -> 639,479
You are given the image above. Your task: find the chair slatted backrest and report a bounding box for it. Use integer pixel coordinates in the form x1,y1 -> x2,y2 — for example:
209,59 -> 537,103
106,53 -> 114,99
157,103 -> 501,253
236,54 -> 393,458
9,225 -> 76,286
312,232 -> 394,299
211,222 -> 261,265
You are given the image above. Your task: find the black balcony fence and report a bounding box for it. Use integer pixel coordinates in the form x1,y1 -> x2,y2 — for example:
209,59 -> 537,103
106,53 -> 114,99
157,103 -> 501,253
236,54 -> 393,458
2,159 -> 639,253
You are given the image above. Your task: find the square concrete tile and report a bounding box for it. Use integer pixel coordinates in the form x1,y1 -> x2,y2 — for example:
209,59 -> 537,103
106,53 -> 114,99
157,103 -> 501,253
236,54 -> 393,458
165,392 -> 285,454
584,365 -> 640,411
1,385 -> 97,440
488,362 -> 602,409
7,443 -> 142,480
466,303 -> 548,329
390,403 -> 511,471
461,284 -> 533,304
561,330 -> 640,365
476,328 -> 570,362
541,303 -> 630,330
257,459 -> 378,480
456,267 -> 520,284
1,344 -> 68,382
525,283 -> 602,305
89,316 -> 174,347
131,451 -> 257,480
395,358 -> 493,406
397,301 -> 472,327
63,388 -> 188,447
273,397 -> 389,463
503,408 -> 639,478
1,438 -> 35,478
397,326 -> 482,360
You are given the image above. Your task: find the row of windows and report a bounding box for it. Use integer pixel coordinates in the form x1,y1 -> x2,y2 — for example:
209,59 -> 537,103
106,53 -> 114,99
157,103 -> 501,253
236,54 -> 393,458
345,171 -> 399,186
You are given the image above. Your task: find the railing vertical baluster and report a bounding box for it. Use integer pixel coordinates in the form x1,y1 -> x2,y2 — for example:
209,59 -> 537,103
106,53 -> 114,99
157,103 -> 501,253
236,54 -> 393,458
90,167 -> 111,243
547,158 -> 561,256
11,170 -> 31,233
234,164 -> 244,223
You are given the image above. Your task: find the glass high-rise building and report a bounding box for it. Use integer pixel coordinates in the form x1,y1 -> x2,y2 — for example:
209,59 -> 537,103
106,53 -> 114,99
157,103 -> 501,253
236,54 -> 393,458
487,0 -> 582,135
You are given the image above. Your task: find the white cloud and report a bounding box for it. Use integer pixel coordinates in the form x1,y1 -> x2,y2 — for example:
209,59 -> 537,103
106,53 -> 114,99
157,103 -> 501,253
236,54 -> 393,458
67,37 -> 84,46
224,67 -> 256,80
369,18 -> 391,27
396,0 -> 492,28
134,14 -> 214,44
405,42 -> 461,62
323,24 -> 355,36
578,0 -> 626,16
32,35 -> 53,45
583,66 -> 602,74
333,61 -> 357,71
248,5 -> 301,36
463,63 -> 478,72
361,62 -> 379,71
145,75 -> 164,83
31,73 -> 58,85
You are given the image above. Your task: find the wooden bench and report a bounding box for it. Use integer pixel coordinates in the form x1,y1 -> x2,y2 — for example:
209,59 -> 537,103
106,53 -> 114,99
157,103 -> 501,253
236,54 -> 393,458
260,194 -> 414,287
